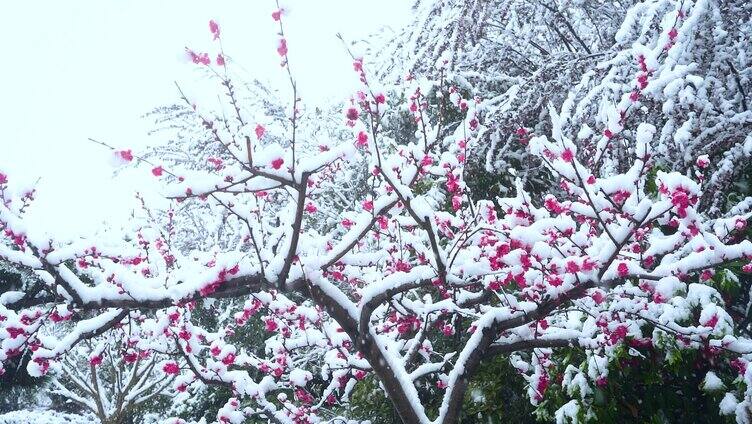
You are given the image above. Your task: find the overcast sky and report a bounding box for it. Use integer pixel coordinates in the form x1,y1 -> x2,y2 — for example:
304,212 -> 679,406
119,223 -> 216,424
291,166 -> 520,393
0,0 -> 409,237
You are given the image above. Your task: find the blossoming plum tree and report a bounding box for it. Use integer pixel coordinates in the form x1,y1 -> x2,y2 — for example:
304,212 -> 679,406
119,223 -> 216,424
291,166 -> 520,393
1,4 -> 752,424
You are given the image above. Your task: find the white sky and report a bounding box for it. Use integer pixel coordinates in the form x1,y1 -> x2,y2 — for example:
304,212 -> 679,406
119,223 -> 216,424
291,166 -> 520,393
0,0 -> 409,237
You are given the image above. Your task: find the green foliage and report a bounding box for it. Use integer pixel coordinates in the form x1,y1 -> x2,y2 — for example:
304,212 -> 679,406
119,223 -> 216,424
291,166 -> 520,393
460,356 -> 535,423
348,375 -> 401,423
347,353 -> 535,423
380,92 -> 420,146
644,164 -> 666,198
0,264 -> 23,292
538,343 -> 737,423
0,264 -> 48,413
0,353 -> 49,412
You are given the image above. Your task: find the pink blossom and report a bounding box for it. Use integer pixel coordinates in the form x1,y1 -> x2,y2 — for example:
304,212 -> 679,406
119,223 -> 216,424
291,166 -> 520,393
566,261 -> 580,274
395,260 -> 411,273
271,158 -> 284,170
609,325 -> 628,344
535,373 -> 549,400
352,59 -> 364,74
207,157 -> 223,171
277,38 -> 288,57
637,73 -> 648,89
346,107 -> 359,121
210,345 -> 222,357
637,55 -> 648,72
356,131 -> 369,147
731,358 -> 747,375
264,318 -> 278,332
123,351 -> 138,364
451,195 -> 462,211
295,388 -> 314,404
222,353 -> 236,365
0,172 -> 7,185
617,262 -> 629,277
50,309 -> 71,323
209,20 -> 220,40
32,358 -> 49,375
446,173 -> 459,193
216,54 -> 225,66
119,150 -> 134,162
163,362 -> 180,375
254,124 -> 266,140
544,197 -> 563,214
151,166 -> 164,177
271,9 -> 283,21
89,355 -> 102,366
702,314 -> 719,328
187,49 -> 210,66
305,202 -> 317,213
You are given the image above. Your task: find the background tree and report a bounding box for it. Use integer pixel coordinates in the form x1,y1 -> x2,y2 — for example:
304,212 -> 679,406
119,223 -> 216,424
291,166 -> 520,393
51,330 -> 175,424
377,0 -> 752,215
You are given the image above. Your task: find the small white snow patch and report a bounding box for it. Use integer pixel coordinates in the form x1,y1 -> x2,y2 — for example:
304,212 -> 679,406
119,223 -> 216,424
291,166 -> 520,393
719,393 -> 739,415
289,368 -> 313,387
702,371 -> 724,392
